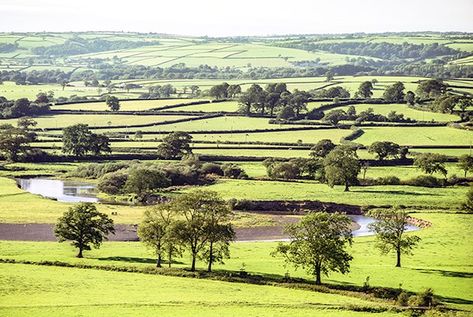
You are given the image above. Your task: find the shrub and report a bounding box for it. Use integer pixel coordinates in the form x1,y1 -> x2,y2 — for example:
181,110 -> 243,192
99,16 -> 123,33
403,175 -> 445,188
124,167 -> 171,194
200,162 -> 224,176
408,288 -> 437,308
222,164 -> 248,179
396,291 -> 410,306
98,171 -> 128,195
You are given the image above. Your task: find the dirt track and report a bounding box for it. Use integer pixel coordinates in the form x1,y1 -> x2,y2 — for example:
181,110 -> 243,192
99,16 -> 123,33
0,223 -> 290,242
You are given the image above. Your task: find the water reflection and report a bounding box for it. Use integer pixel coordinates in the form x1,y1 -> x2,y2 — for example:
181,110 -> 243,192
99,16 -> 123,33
17,178 -> 98,203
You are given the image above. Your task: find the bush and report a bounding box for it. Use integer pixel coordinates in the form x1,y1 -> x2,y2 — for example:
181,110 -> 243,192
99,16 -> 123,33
408,288 -> 437,308
403,175 -> 445,188
222,164 -> 248,179
124,167 -> 171,194
396,291 -> 410,306
71,162 -> 130,179
98,171 -> 128,195
200,162 -> 224,176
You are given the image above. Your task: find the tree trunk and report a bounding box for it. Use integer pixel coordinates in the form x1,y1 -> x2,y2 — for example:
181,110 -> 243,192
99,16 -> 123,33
315,267 -> 321,285
156,253 -> 162,268
207,241 -> 214,272
344,180 -> 350,192
77,248 -> 83,258
191,254 -> 196,271
396,248 -> 401,267
168,249 -> 172,268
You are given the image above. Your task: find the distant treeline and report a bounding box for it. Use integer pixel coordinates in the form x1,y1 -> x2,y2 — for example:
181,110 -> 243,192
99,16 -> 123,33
282,41 -> 465,60
32,38 -> 160,56
0,43 -> 18,53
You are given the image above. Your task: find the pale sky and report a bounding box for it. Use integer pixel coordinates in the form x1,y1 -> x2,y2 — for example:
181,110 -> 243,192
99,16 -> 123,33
1,0 -> 472,36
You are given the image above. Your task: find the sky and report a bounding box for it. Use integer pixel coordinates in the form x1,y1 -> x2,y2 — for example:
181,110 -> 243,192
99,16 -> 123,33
0,0 -> 472,36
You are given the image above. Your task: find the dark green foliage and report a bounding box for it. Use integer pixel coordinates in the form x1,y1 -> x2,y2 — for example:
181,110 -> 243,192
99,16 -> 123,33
124,167 -> 171,194
310,139 -> 336,158
222,163 -> 248,179
54,203 -> 115,258
323,145 -> 361,191
368,141 -> 400,161
462,186 -> 473,213
272,212 -> 353,285
62,124 -> 110,157
0,97 -> 50,119
383,82 -> 405,102
105,95 -> 120,111
416,79 -> 447,98
97,171 -> 128,195
0,118 -> 37,161
157,131 -> 193,159
414,153 -> 448,177
458,155 -> 473,177
357,81 -> 374,99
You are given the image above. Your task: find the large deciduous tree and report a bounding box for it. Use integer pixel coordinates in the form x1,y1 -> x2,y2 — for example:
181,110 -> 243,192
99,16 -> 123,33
62,124 -> 110,157
357,81 -> 374,99
458,155 -> 473,177
157,131 -> 192,159
414,153 -> 448,178
54,203 -> 115,258
272,212 -> 353,285
323,145 -> 361,191
138,204 -> 181,267
368,209 -> 421,267
368,141 -> 400,161
0,118 -> 37,161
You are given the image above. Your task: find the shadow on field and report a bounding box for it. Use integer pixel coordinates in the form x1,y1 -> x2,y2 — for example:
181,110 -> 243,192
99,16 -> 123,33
97,256 -> 184,265
0,192 -> 28,198
354,189 -> 437,196
413,268 -> 473,278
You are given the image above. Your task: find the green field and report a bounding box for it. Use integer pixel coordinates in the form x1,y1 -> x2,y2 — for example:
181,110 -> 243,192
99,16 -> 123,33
0,212 -> 471,313
335,103 -> 460,122
53,99 -> 207,111
356,127 -> 473,146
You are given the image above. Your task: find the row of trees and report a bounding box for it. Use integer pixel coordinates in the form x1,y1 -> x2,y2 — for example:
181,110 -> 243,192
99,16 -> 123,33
55,199 -> 420,284
0,97 -> 50,119
56,191 -> 234,272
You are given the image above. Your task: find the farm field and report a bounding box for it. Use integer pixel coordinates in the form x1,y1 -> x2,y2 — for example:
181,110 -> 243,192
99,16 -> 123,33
355,127 -> 473,146
1,29 -> 473,317
0,212 -> 471,312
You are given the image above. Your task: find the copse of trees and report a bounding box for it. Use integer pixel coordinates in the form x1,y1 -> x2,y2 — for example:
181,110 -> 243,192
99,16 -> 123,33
383,82 -> 405,102
0,117 -> 38,161
272,212 -> 353,285
368,209 -> 421,267
62,124 -> 111,157
458,155 -> 473,177
312,86 -> 350,99
430,94 -> 470,114
323,107 -> 413,125
357,81 -> 374,99
0,97 -> 51,119
416,79 -> 448,99
54,203 -> 115,258
208,82 -> 241,99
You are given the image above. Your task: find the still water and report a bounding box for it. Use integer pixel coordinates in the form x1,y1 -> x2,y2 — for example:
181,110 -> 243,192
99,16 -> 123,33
17,178 -> 98,203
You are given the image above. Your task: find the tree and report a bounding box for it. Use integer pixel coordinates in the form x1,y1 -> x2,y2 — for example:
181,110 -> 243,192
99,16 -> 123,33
173,190 -> 234,271
383,82 -> 405,102
358,81 -> 374,99
272,212 -> 353,285
138,204 -> 180,267
157,131 -> 192,159
124,167 -> 170,194
368,209 -> 421,267
414,153 -> 448,177
209,82 -> 230,99
405,91 -> 416,105
106,95 -> 120,111
227,84 -> 241,98
62,124 -> 110,157
289,90 -> 310,117
458,155 -> 473,177
416,79 -> 447,98
0,119 -> 37,161
325,71 -> 334,82
310,139 -> 336,158
368,141 -> 400,161
323,145 -> 361,191
54,203 -> 115,258
323,109 -> 347,125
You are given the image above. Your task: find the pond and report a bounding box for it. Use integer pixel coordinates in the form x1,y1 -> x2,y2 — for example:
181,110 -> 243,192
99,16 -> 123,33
16,178 -> 99,203
349,215 -> 418,237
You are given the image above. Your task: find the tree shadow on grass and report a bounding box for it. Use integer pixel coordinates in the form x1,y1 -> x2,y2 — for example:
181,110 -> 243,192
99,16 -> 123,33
353,189 -> 437,196
97,256 -> 184,265
412,268 -> 473,279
